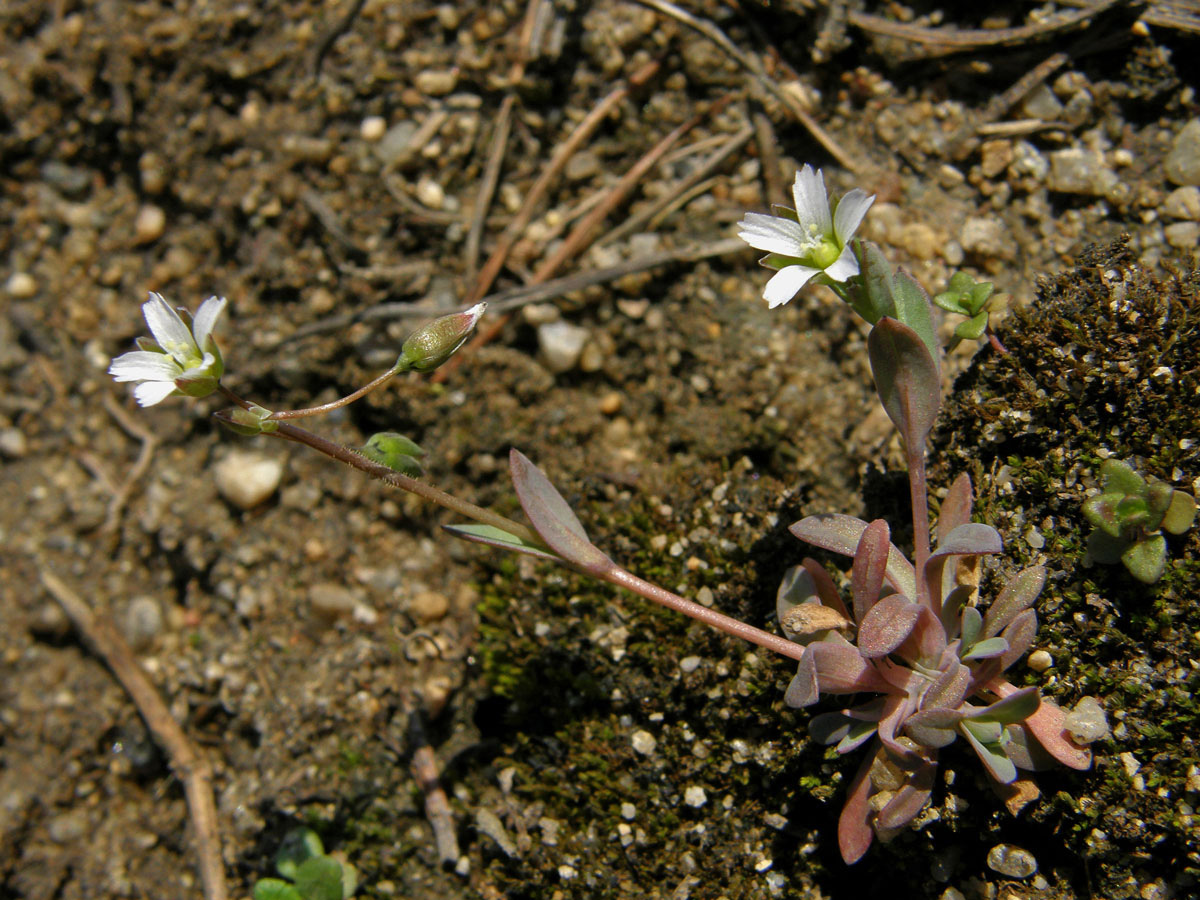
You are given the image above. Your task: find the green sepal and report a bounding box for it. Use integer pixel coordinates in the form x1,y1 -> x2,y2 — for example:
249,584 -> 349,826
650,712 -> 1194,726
361,432 -> 426,477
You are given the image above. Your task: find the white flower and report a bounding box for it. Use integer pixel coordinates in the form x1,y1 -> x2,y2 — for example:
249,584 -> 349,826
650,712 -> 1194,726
109,292 -> 227,406
738,165 -> 875,308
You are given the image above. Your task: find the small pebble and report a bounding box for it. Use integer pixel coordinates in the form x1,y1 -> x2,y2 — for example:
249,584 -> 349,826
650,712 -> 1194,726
598,391 -> 622,415
986,843 -> 1038,879
408,589 -> 449,624
631,730 -> 657,755
537,321 -> 589,373
29,602 -> 71,641
47,810 -> 89,843
960,216 -> 1012,260
309,583 -> 358,622
1165,118 -> 1200,186
683,786 -> 707,807
414,176 -> 445,209
1164,221 -> 1199,249
679,655 -> 702,674
134,204 -> 166,244
621,802 -> 637,820
1027,649 -> 1053,672
5,272 -> 37,299
120,596 -> 164,651
360,115 -> 387,142
1162,186 -> 1200,220
1065,695 -> 1109,744
1046,148 -> 1118,197
212,450 -> 284,510
0,425 -> 28,458
415,68 -> 458,96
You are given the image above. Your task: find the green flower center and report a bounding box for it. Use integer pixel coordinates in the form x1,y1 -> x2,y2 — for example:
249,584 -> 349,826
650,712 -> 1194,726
809,237 -> 842,270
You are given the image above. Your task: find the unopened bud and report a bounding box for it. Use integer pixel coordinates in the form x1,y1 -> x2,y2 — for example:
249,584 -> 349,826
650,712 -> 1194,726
395,302 -> 486,373
218,405 -> 278,436
362,431 -> 426,477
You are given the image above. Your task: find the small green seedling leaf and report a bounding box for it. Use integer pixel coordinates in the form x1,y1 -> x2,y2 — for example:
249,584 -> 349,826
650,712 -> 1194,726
1163,490 -> 1196,534
1098,459 -> 1147,497
254,879 -> 304,900
275,829 -> 324,882
1121,533 -> 1167,584
294,856 -> 346,900
961,636 -> 1009,661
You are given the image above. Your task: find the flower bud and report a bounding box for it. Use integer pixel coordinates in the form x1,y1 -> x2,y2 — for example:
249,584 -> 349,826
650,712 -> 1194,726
362,431 -> 426,477
395,303 -> 486,373
218,405 -> 278,436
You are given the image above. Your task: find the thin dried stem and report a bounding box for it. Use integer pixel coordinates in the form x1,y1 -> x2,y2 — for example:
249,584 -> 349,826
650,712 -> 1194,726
40,571 -> 228,900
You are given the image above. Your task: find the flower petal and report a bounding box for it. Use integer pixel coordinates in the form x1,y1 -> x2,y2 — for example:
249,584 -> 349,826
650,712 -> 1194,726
142,293 -> 197,360
822,245 -> 860,283
791,165 -> 832,236
132,380 -> 178,406
833,188 -> 875,244
737,213 -> 808,257
108,351 -> 181,382
763,265 -> 819,308
191,295 -> 227,348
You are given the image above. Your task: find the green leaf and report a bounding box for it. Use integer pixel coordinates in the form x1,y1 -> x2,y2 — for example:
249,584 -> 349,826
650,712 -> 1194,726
442,523 -> 560,562
867,318 -> 941,453
953,310 -> 989,341
276,829 -> 324,882
294,857 -> 347,900
890,269 -> 940,365
958,606 -> 982,655
961,720 -> 1017,784
254,879 -> 304,900
849,241 -> 897,324
968,686 -> 1039,725
961,635 -> 1009,661
361,432 -> 426,478
1099,459 -> 1146,497
1162,490 -> 1197,534
1121,534 -> 1167,584
1083,493 -> 1125,538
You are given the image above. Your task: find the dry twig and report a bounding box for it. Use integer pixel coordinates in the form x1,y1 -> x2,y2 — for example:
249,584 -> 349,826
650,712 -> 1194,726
39,570 -> 227,900
630,0 -> 863,172
949,52 -> 1071,160
407,709 -> 461,866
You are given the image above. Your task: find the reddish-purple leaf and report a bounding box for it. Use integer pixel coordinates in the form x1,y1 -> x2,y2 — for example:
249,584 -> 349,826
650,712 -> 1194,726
783,651 -> 819,708
937,473 -> 974,540
876,764 -> 936,829
867,317 -> 941,452
924,523 -> 1003,614
510,449 -> 611,571
982,566 -> 1046,638
967,685 -> 1039,725
857,593 -> 920,658
989,680 -> 1092,770
897,606 -> 948,667
905,708 -> 962,749
802,558 -> 850,619
838,746 -> 878,864
999,608 -> 1038,670
811,641 -> 892,694
924,660 -> 970,710
790,514 -> 917,599
852,519 -> 891,624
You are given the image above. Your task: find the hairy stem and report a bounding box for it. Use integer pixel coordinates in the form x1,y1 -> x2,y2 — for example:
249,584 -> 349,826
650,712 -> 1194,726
907,441 -> 932,610
268,366 -> 400,420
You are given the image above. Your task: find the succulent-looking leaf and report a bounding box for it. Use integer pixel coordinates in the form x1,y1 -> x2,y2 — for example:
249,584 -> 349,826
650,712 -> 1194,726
784,652 -> 819,708
896,606 -> 947,668
937,473 -> 974,541
982,566 -> 1045,638
959,606 -> 982,654
1121,533 -> 1167,584
857,593 -> 920,658
905,708 -> 962,749
924,661 -> 970,710
777,565 -> 817,620
802,558 -> 852,619
867,318 -> 941,452
838,745 -> 878,864
836,719 -> 881,754
442,523 -> 560,562
990,681 -> 1092,770
962,636 -> 1009,662
999,608 -> 1038,670
961,720 -> 1017,784
851,519 -> 891,624
813,641 -> 894,694
939,585 -> 972,640
1163,490 -> 1197,534
953,310 -> 989,341
875,763 -> 936,830
968,686 -> 1039,725
509,449 -> 612,571
925,523 -> 1003,612
1146,482 -> 1176,523
790,514 -> 917,599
